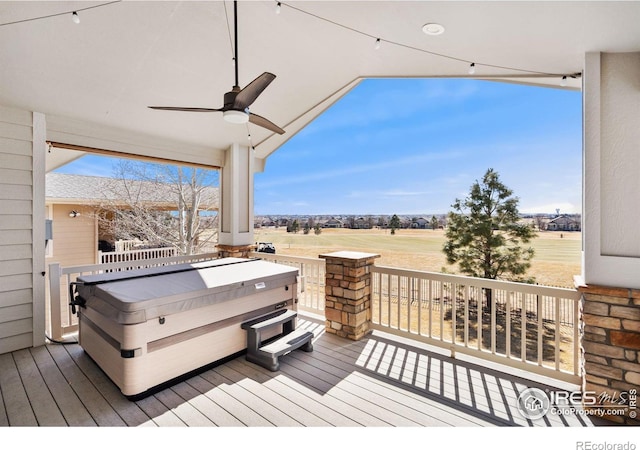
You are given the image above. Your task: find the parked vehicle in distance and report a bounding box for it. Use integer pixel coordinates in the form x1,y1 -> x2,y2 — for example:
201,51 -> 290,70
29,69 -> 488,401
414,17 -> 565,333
256,242 -> 276,254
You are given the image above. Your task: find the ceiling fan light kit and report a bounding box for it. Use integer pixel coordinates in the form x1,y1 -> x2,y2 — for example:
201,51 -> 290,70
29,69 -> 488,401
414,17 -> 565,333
223,110 -> 249,124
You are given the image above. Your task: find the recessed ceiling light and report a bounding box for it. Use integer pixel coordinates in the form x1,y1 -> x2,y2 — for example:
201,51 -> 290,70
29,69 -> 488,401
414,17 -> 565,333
422,23 -> 445,36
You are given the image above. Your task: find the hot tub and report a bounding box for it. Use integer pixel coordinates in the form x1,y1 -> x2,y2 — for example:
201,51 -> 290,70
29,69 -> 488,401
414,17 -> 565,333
72,257 -> 298,398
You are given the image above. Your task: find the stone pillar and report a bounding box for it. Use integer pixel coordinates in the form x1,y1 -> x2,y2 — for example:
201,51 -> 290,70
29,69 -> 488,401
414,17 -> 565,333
216,244 -> 256,259
576,279 -> 640,425
320,251 -> 379,340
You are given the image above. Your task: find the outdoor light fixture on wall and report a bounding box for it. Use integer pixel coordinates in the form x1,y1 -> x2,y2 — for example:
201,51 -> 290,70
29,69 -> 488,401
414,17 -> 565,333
69,210 -> 80,218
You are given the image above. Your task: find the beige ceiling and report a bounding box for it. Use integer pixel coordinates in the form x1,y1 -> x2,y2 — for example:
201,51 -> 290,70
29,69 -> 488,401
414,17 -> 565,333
2,1 -> 639,170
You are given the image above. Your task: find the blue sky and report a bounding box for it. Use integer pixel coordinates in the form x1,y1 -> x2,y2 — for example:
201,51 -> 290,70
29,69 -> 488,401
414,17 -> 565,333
55,78 -> 583,216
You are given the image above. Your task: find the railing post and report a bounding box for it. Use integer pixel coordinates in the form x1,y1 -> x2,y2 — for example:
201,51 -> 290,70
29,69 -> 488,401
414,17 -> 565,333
48,262 -> 62,341
320,251 -> 380,341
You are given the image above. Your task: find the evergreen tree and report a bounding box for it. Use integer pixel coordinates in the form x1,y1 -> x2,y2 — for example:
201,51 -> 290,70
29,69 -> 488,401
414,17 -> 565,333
389,214 -> 401,235
443,168 -> 536,287
430,215 -> 439,230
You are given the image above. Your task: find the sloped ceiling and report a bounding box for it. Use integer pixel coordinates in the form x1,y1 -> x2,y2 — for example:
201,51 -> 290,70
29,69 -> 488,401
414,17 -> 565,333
1,1 -> 639,169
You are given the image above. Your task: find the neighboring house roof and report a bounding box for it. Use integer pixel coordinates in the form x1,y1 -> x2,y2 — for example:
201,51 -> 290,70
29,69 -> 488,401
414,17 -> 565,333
548,215 -> 578,223
46,173 -> 218,210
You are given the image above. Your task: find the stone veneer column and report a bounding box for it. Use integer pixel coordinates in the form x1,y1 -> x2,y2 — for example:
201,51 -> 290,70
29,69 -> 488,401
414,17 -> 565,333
217,244 -> 256,259
575,278 -> 640,425
320,251 -> 380,340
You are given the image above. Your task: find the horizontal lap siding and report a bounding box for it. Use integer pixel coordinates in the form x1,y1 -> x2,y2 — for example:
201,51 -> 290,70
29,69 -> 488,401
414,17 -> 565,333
0,107 -> 34,355
47,205 -> 97,267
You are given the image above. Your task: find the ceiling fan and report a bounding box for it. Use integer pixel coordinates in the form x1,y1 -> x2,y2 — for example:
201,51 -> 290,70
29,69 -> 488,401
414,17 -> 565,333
148,1 -> 285,135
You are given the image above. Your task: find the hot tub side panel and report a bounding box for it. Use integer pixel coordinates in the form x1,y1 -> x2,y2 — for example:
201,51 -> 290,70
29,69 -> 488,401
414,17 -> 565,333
79,280 -> 297,397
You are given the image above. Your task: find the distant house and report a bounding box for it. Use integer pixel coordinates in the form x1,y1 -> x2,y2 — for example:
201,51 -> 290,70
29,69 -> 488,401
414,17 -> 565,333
400,217 -> 413,229
254,218 -> 276,228
262,219 -> 277,227
45,173 -> 218,268
323,218 -> 344,228
352,217 -> 372,229
546,214 -> 581,232
411,218 -> 429,229
377,217 -> 389,228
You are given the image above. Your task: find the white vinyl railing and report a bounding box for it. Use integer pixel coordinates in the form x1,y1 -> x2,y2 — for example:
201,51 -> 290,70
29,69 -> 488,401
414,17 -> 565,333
370,265 -> 582,384
48,247 -> 582,384
47,252 -> 218,341
114,239 -> 147,253
98,246 -> 178,264
249,252 -> 326,314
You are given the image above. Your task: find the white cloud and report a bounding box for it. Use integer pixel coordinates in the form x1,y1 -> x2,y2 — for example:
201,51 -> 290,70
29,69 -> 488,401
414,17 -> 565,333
255,151 -> 463,189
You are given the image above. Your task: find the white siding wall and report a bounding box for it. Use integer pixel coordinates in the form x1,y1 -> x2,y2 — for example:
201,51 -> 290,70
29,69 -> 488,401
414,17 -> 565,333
0,106 -> 45,354
583,52 -> 640,289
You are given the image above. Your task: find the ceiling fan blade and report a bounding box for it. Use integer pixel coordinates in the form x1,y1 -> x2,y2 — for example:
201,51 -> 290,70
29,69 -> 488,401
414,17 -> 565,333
148,106 -> 224,112
249,112 -> 285,135
233,72 -> 276,109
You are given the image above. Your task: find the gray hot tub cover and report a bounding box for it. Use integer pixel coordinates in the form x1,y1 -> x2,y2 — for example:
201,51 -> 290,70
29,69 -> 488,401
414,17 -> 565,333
75,258 -> 298,325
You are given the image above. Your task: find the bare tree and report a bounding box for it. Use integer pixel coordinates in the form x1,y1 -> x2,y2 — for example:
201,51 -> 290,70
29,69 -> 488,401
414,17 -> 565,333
95,160 -> 219,255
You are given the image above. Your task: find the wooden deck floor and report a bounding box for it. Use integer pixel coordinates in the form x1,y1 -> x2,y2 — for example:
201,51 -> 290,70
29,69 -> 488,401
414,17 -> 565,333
0,314 -> 604,428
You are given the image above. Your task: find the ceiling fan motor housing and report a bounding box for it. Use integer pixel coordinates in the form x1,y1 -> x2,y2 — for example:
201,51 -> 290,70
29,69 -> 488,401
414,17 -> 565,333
224,88 -> 241,109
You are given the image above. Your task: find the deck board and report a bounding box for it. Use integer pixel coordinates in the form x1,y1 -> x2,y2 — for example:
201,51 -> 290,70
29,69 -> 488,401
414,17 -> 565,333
213,363 -> 331,426
316,332 -> 546,426
0,314 -> 606,428
305,337 -> 492,426
168,380 -> 244,427
206,365 -> 302,426
0,372 -> 7,426
30,345 -> 96,426
0,352 -> 37,426
274,356 -> 393,426
226,358 -> 357,426
184,373 -> 274,426
284,348 -> 435,426
314,334 -> 499,424
46,343 -> 126,426
152,387 -> 216,427
12,349 -> 67,426
63,344 -> 154,427
135,394 -> 186,427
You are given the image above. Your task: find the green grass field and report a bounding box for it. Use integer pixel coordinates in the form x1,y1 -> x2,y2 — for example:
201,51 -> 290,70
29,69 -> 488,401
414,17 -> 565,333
254,227 -> 581,288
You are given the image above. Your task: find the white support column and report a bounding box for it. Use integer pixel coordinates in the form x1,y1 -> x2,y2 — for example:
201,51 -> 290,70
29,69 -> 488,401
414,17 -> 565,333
32,112 -> 46,347
218,143 -> 255,255
583,51 -> 640,289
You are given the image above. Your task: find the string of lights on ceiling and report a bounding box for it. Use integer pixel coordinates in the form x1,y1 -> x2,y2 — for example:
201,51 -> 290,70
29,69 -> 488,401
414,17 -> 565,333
0,1 -> 121,27
274,1 -> 581,85
3,0 -> 580,145
1,0 -> 580,87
